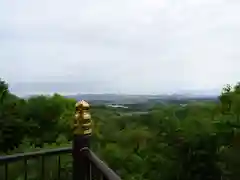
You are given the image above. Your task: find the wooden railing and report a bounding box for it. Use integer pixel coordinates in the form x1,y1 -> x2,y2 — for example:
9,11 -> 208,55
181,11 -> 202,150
0,147 -> 71,180
0,147 -> 121,180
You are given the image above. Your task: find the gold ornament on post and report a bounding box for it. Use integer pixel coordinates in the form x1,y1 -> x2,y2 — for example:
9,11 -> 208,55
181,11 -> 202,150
73,100 -> 92,135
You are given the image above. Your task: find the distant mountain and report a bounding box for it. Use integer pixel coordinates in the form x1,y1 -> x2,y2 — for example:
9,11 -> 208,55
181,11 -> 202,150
65,94 -> 150,104
10,82 -> 219,104
10,82 -> 220,97
65,93 -> 218,105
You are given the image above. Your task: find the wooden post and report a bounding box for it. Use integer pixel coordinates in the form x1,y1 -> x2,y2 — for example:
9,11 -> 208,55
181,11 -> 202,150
72,100 -> 92,180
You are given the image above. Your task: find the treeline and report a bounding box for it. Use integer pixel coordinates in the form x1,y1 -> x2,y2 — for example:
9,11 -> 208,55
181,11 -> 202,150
0,79 -> 77,152
1,78 -> 240,180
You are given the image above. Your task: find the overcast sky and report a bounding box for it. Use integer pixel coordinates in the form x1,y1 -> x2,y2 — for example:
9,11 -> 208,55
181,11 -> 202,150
0,0 -> 240,95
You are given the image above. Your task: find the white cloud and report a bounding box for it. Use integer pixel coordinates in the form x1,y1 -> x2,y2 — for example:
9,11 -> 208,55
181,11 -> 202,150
0,0 -> 240,94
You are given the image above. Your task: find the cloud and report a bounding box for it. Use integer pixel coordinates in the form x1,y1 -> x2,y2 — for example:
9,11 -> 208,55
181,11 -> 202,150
0,0 -> 240,94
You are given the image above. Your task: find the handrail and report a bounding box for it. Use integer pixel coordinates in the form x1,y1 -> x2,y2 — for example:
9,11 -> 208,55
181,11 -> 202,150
0,147 -> 121,180
0,147 -> 71,180
87,150 -> 121,180
0,147 -> 71,164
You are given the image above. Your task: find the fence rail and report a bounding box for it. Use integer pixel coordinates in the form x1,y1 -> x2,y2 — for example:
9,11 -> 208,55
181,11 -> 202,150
88,150 -> 121,180
0,147 -> 121,180
0,147 -> 72,180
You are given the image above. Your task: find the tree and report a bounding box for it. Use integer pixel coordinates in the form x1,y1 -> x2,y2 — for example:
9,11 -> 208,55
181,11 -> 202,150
0,79 -> 27,152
